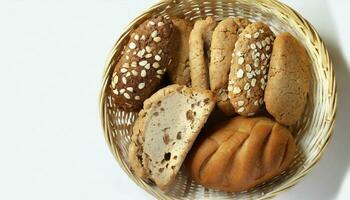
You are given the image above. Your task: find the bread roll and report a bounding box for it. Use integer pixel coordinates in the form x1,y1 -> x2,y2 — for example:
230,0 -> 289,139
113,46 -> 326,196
209,18 -> 250,116
187,116 -> 296,192
128,84 -> 215,190
189,16 -> 217,89
167,18 -> 193,86
111,16 -> 175,111
264,32 -> 311,125
228,22 -> 275,116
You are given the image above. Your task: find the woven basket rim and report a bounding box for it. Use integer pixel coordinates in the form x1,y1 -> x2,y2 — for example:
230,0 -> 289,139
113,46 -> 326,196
99,0 -> 337,199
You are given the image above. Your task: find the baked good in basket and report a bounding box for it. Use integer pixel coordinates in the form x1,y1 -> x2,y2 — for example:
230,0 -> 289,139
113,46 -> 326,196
228,22 -> 274,116
265,32 -> 311,126
128,84 -> 215,190
111,16 -> 175,111
187,116 -> 296,192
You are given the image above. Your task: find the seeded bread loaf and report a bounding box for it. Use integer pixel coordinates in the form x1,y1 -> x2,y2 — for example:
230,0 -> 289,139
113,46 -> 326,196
128,84 -> 215,190
209,18 -> 250,116
110,16 -> 174,111
265,32 -> 311,125
189,16 -> 217,89
228,22 -> 275,116
167,18 -> 193,86
187,116 -> 296,192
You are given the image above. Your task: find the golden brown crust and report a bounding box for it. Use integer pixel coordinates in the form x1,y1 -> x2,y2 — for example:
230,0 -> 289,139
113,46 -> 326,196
111,16 -> 175,111
228,22 -> 275,116
209,18 -> 250,116
187,116 -> 296,192
189,16 -> 217,89
167,18 -> 193,86
264,32 -> 311,125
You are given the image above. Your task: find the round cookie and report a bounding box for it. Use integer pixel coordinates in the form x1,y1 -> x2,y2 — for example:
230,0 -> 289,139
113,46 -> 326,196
228,22 -> 275,116
264,32 -> 311,126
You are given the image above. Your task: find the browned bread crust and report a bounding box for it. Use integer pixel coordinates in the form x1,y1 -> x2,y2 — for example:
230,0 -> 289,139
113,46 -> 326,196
187,116 -> 296,192
111,16 -> 175,111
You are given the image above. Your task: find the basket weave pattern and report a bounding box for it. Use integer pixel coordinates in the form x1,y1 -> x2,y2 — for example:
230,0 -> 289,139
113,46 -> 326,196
99,0 -> 337,199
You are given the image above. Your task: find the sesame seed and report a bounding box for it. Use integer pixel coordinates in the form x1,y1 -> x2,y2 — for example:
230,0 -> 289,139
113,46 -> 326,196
145,63 -> 151,70
244,83 -> 250,90
263,69 -> 267,75
125,72 -> 131,77
120,68 -> 128,73
123,92 -> 130,99
113,75 -> 118,84
139,60 -> 147,66
158,22 -> 164,27
245,64 -> 252,72
131,61 -> 137,67
238,100 -> 244,106
140,35 -> 146,40
235,51 -> 243,57
259,98 -> 264,104
137,49 -> 145,58
158,50 -> 162,54
131,70 -> 138,76
261,53 -> 265,60
255,52 -> 260,58
250,43 -> 256,49
264,75 -> 267,79
129,42 -> 136,49
112,88 -> 119,95
155,55 -> 161,61
244,34 -> 251,39
148,21 -> 155,26
132,51 -> 136,55
262,40 -> 267,47
156,75 -> 161,79
138,82 -> 145,89
255,69 -> 261,75
145,46 -> 152,53
152,62 -> 160,68
259,29 -> 264,34
141,70 -> 146,77
151,30 -> 158,38
237,107 -> 245,113
126,49 -> 130,53
254,59 -> 260,68
247,72 -> 253,79
126,55 -> 129,60
233,86 -> 241,94
236,69 -> 244,78
134,95 -> 140,100
254,100 -> 259,106
270,36 -> 274,41
134,34 -> 139,40
157,69 -> 164,75
122,77 -> 127,84
251,78 -> 256,86
265,37 -> 271,44
120,88 -> 125,94
228,85 -> 233,92
153,37 -> 161,42
266,45 -> 271,51
122,63 -> 129,68
260,78 -> 265,84
145,53 -> 152,58
254,32 -> 259,38
126,87 -> 133,92
256,41 -> 262,49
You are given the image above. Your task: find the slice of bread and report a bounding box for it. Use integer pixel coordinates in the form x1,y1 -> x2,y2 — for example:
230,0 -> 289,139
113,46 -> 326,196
128,84 -> 215,190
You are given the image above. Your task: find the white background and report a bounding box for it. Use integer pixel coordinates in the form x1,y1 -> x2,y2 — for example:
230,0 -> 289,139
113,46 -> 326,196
0,0 -> 349,199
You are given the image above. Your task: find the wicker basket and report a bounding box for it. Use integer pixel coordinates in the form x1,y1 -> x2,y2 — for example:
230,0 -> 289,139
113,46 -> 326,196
99,0 -> 337,199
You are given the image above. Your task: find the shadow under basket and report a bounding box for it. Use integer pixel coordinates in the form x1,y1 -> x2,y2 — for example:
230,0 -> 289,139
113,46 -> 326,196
99,0 -> 337,199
